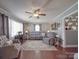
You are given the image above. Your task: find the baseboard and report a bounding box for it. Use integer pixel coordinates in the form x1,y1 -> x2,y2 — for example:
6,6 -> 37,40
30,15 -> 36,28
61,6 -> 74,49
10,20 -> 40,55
64,45 -> 78,48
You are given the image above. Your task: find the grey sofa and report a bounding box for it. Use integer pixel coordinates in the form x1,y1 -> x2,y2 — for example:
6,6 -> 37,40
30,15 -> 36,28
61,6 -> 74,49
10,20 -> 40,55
29,32 -> 43,40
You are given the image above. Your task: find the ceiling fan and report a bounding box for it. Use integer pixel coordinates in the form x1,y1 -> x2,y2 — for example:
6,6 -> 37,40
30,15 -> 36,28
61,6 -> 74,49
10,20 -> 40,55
25,9 -> 46,19
25,0 -> 53,19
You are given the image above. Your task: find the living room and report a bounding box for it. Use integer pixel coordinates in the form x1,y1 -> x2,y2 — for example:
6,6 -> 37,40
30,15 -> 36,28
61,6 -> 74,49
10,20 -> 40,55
0,0 -> 78,59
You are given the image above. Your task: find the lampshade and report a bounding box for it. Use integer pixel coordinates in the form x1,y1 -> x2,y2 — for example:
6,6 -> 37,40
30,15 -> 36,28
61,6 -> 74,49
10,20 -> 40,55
56,35 -> 60,37
33,13 -> 39,17
25,31 -> 28,33
47,30 -> 50,32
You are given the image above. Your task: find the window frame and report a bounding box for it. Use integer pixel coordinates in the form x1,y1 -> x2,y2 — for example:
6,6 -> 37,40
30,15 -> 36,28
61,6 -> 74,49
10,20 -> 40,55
34,24 -> 41,31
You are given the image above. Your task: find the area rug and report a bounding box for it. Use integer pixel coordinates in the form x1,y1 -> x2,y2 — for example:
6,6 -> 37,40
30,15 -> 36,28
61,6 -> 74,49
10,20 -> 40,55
20,40 -> 57,51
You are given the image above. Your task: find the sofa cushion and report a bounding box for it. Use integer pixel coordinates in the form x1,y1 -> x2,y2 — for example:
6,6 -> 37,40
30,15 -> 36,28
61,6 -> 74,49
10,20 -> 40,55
1,35 -> 8,41
46,32 -> 57,38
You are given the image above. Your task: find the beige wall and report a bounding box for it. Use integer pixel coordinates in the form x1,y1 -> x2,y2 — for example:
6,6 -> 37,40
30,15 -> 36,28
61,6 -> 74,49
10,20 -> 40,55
41,23 -> 51,32
23,23 -> 51,32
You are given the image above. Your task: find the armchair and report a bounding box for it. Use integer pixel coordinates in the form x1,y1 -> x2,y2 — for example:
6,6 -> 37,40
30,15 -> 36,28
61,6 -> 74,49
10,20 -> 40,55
0,35 -> 13,47
0,35 -> 20,59
0,46 -> 19,59
43,32 -> 57,45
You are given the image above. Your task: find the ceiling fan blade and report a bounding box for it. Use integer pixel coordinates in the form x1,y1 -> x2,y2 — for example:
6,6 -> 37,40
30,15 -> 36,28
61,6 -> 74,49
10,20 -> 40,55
25,11 -> 32,14
29,16 -> 32,18
39,14 -> 46,16
34,9 -> 40,13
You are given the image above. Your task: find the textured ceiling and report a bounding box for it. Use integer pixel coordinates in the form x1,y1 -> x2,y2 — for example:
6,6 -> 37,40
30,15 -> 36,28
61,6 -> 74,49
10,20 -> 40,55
0,0 -> 78,23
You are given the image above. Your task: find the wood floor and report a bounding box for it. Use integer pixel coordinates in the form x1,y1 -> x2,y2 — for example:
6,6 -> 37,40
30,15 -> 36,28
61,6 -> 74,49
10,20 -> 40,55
14,40 -> 78,59
16,46 -> 78,59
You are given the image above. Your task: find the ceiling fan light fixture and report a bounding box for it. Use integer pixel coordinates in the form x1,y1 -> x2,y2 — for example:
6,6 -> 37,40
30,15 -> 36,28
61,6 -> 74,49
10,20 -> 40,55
33,13 -> 39,17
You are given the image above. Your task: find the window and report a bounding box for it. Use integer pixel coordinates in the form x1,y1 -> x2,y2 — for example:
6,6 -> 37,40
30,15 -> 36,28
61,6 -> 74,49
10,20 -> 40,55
9,19 -> 23,37
35,24 -> 40,31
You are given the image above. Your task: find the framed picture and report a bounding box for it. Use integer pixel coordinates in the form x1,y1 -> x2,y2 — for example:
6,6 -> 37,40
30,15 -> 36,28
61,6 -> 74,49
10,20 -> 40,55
51,23 -> 60,30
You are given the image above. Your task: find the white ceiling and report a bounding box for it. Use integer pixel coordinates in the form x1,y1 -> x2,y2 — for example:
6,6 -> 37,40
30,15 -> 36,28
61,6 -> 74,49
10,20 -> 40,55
0,0 -> 77,23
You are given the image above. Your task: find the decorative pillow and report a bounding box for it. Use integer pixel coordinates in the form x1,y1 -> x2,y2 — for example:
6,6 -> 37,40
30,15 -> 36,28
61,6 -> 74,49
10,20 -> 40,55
6,40 -> 13,45
47,32 -> 57,38
1,35 -> 8,42
2,40 -> 13,47
1,35 -> 8,40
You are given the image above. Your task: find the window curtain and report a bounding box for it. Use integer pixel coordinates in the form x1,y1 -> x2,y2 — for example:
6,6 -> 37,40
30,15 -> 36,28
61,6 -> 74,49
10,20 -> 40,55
0,13 -> 9,38
2,14 -> 9,38
9,19 -> 23,38
0,13 -> 4,35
